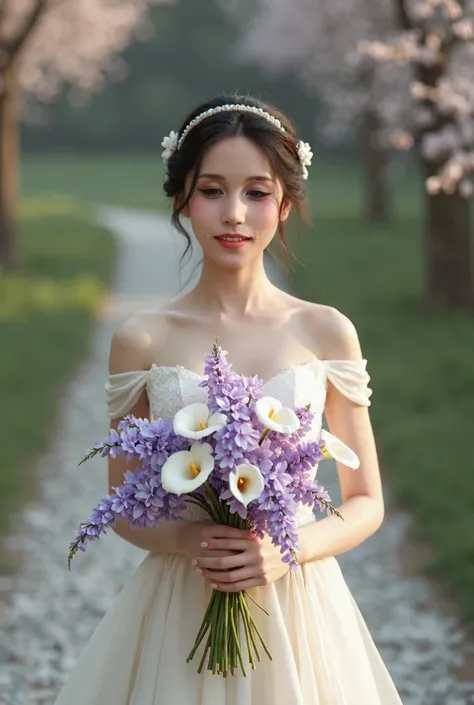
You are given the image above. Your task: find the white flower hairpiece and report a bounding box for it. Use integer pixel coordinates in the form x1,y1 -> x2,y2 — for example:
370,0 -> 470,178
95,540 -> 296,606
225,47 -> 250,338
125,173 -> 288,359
161,130 -> 178,162
298,141 -> 313,181
161,104 -> 313,179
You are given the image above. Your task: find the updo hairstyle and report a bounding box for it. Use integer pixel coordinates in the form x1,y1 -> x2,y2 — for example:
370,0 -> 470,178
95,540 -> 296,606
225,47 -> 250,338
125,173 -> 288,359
163,93 -> 310,262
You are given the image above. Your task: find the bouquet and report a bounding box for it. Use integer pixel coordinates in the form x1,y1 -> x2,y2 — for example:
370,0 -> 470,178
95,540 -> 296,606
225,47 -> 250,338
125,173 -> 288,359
68,342 -> 360,677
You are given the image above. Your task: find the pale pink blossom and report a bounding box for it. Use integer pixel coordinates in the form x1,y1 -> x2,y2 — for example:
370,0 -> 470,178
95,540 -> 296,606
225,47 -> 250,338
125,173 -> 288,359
1,0 -> 174,103
227,0 -> 474,195
225,0 -> 412,147
426,175 -> 442,194
358,0 -> 474,195
460,179 -> 474,197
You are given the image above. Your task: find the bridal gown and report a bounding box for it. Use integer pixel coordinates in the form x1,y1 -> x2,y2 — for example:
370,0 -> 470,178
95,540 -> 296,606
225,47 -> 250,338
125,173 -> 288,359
54,359 -> 403,704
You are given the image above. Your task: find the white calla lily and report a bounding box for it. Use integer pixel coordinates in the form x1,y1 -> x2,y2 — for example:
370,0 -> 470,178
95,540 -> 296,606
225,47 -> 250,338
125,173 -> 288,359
255,396 -> 300,435
229,463 -> 265,507
161,442 -> 214,495
173,402 -> 227,440
320,429 -> 360,470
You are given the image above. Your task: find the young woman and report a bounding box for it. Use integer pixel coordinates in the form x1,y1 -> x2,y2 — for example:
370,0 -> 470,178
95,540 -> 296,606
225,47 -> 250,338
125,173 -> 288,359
54,95 -> 403,704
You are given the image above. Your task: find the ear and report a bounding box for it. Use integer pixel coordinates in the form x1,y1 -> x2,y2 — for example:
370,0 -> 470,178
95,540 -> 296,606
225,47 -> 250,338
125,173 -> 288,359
280,198 -> 292,223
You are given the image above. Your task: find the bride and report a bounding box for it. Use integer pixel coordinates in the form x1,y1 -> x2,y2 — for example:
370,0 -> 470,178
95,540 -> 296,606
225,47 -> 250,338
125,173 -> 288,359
54,94 -> 403,703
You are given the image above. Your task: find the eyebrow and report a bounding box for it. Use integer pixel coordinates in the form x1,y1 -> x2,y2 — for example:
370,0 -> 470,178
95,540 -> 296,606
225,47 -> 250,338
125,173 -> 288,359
197,173 -> 274,182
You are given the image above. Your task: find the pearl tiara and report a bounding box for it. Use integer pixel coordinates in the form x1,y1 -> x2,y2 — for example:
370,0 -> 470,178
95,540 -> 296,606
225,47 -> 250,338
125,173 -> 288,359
161,103 -> 313,180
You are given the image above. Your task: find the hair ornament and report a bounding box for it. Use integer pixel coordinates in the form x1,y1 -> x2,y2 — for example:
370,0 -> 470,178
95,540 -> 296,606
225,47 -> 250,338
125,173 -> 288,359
160,103 -> 312,180
297,141 -> 313,181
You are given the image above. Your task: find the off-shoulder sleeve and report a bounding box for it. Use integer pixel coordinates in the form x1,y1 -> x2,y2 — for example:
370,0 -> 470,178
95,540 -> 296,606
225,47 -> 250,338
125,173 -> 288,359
105,370 -> 150,420
323,359 -> 372,406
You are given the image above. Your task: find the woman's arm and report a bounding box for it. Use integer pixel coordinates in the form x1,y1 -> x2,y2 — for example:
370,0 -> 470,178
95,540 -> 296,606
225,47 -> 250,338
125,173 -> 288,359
107,318 -> 183,553
107,318 -> 252,557
194,309 -> 385,592
297,311 -> 384,563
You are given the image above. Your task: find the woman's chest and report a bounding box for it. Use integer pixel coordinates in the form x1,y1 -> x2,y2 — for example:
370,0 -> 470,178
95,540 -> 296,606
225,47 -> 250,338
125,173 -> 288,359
150,319 -> 318,383
146,361 -> 328,437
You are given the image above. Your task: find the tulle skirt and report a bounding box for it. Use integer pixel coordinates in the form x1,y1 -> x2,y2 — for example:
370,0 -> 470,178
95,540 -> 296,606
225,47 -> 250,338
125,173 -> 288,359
53,547 -> 403,704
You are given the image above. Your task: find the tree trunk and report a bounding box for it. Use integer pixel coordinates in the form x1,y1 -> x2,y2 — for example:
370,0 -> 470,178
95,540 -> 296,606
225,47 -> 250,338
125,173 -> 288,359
0,61 -> 21,271
361,107 -> 391,224
392,0 -> 473,312
423,168 -> 472,311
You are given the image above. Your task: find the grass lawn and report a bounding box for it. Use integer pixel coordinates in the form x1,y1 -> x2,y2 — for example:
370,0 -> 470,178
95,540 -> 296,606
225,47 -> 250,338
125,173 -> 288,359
288,177 -> 474,623
0,195 -> 116,567
20,152 -> 474,624
22,152 -> 169,212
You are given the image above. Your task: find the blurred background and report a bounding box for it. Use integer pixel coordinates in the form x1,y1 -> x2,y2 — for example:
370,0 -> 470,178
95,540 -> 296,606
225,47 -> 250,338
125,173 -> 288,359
1,0 -> 474,701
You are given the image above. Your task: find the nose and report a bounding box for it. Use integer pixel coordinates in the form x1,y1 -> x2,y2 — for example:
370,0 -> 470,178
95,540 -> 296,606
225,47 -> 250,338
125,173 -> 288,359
222,194 -> 245,226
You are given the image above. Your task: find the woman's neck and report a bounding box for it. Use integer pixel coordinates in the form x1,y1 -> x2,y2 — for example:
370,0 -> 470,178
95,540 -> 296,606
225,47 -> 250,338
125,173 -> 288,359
189,256 -> 278,318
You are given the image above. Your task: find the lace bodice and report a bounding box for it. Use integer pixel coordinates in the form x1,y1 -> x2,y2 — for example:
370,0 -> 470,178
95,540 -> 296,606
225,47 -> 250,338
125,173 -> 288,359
105,360 -> 372,526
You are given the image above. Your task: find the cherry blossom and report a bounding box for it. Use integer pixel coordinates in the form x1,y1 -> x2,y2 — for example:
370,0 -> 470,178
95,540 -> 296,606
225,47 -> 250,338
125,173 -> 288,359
359,0 -> 474,196
226,0 -> 411,149
1,0 -> 175,102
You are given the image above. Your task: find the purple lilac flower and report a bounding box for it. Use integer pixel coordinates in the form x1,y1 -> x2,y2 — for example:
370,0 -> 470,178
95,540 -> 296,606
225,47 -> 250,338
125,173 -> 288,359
244,456 -> 300,564
201,350 -> 262,480
244,375 -> 264,404
69,466 -> 188,566
293,405 -> 315,438
200,344 -> 234,412
309,483 -> 333,513
70,343 -> 339,572
219,488 -> 249,520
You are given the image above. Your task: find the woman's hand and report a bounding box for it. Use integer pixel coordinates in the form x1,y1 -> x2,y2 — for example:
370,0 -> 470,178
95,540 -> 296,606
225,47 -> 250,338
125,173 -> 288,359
178,521 -> 255,560
193,533 -> 290,592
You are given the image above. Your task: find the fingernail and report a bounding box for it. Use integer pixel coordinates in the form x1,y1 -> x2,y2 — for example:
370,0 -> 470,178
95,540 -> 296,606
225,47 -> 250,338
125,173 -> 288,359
210,583 -> 218,589
195,567 -> 203,575
200,541 -> 208,548
190,559 -> 198,566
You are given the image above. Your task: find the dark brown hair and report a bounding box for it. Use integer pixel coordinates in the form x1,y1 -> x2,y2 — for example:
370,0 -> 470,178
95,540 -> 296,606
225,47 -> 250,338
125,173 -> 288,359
163,93 -> 310,263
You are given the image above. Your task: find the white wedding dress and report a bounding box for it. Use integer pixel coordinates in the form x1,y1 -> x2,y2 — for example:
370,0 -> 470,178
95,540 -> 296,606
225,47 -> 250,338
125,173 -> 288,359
53,359 -> 403,704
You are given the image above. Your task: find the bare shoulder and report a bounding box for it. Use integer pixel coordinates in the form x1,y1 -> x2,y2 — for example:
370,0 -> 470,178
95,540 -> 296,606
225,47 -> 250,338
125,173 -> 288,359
297,300 -> 363,360
109,311 -> 171,374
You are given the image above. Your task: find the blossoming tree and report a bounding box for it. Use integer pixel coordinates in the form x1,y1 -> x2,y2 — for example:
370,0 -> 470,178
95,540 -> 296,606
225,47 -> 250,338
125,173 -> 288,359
0,0 -> 173,269
359,0 -> 474,310
226,0 -> 412,224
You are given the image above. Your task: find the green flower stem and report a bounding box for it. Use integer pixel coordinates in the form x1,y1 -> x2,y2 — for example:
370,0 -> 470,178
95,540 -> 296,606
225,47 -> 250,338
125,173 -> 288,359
188,620 -> 211,665
224,593 -> 229,675
186,493 -> 211,511
230,595 -> 237,673
208,603 -> 218,673
186,491 -> 222,522
211,600 -> 221,674
314,494 -> 344,520
229,593 -> 247,676
244,589 -> 270,617
186,504 -> 273,676
239,595 -> 272,661
204,483 -> 225,523
188,585 -> 274,675
187,590 -> 218,663
227,603 -> 235,674
242,595 -> 262,664
239,596 -> 257,669
185,497 -> 215,521
197,632 -> 212,674
213,595 -> 225,674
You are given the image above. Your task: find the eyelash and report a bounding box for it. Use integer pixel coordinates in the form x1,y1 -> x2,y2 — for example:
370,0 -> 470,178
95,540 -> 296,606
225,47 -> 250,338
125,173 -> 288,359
198,188 -> 270,200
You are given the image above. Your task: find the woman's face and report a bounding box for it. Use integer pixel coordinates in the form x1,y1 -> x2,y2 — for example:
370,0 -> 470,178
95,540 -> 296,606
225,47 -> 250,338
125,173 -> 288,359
182,136 -> 291,268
